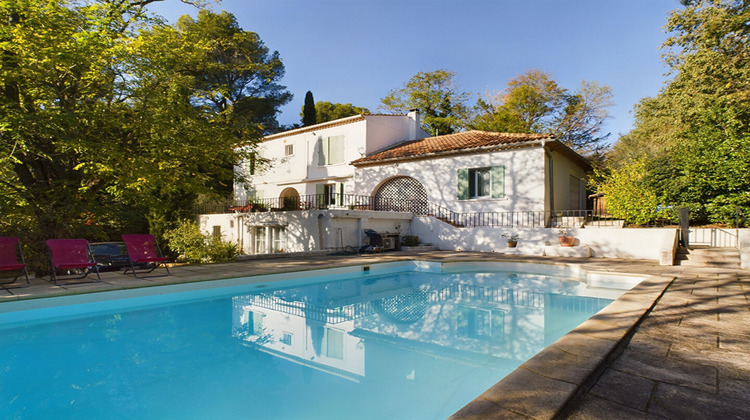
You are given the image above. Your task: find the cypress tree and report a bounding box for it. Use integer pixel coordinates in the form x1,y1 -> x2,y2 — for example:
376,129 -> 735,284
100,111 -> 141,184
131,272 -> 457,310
302,91 -> 316,126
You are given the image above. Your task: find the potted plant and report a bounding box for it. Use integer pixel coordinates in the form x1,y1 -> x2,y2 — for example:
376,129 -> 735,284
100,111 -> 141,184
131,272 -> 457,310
502,233 -> 519,248
558,228 -> 575,247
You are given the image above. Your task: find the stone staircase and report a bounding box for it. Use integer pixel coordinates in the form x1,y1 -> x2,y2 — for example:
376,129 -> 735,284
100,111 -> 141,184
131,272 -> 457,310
675,246 -> 741,268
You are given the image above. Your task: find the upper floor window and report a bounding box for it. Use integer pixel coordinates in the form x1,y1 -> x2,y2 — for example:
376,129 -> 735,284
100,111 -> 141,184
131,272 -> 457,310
457,166 -> 505,200
284,144 -> 294,156
318,135 -> 345,166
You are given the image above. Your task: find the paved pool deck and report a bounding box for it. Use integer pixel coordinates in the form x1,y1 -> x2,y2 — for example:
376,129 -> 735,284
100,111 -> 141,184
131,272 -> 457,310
1,251 -> 748,419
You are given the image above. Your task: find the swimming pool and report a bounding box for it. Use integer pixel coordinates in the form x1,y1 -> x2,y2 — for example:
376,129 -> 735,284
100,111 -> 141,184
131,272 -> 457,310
0,261 -> 636,419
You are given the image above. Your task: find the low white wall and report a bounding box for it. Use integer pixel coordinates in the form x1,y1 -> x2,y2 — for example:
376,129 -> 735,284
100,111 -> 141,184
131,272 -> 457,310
740,230 -> 750,269
410,217 -> 679,264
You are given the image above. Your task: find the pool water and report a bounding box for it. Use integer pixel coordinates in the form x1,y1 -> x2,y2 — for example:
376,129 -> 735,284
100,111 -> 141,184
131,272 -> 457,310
0,262 -> 625,419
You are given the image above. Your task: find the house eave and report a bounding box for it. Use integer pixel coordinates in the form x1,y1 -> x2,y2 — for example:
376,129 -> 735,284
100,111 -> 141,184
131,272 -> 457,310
543,141 -> 593,172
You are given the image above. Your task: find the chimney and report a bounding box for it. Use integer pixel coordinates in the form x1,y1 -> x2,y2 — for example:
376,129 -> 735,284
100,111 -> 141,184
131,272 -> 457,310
407,108 -> 420,139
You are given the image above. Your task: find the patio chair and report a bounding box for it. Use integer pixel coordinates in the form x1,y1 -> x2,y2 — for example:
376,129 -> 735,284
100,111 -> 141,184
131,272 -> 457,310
121,234 -> 170,278
0,236 -> 30,286
47,239 -> 101,286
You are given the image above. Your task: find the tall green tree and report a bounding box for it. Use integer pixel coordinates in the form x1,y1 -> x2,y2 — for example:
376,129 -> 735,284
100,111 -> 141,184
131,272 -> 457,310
302,91 -> 316,126
0,1 -> 287,268
471,69 -> 613,156
380,69 -> 470,135
603,0 -> 750,225
176,10 -> 292,136
307,101 -> 370,123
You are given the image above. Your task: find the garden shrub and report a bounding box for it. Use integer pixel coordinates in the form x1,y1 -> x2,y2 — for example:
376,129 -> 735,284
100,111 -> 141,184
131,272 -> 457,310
163,219 -> 238,264
402,235 -> 421,246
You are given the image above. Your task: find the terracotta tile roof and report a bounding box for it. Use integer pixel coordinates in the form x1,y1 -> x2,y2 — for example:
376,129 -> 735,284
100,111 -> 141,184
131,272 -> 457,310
352,131 -> 554,166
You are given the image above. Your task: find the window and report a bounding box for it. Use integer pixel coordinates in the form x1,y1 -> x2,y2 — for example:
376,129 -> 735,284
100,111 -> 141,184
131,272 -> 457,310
318,135 -> 345,166
456,307 -> 505,342
248,311 -> 264,335
280,332 -> 292,346
316,183 -> 344,207
469,168 -> 491,198
253,226 -> 286,254
271,226 -> 286,253
316,327 -> 344,359
457,166 -> 505,200
254,226 -> 266,254
284,144 -> 294,156
212,225 -> 221,238
569,175 -> 583,210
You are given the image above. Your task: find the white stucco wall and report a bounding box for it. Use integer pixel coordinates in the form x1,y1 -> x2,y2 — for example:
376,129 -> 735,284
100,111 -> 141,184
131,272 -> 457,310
364,113 -> 429,154
200,210 -> 412,255
545,147 -> 587,211
354,146 -> 548,213
235,114 -> 425,203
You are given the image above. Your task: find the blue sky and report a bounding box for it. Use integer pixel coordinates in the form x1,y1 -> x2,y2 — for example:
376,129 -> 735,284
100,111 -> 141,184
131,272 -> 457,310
149,0 -> 681,142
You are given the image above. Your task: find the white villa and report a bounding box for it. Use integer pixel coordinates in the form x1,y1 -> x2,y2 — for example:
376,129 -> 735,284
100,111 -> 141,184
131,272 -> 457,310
234,110 -> 429,207
200,112 -> 682,265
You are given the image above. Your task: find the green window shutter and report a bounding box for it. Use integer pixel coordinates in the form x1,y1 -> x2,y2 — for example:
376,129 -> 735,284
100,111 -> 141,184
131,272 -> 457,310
491,165 -> 505,198
315,184 -> 326,208
317,138 -> 328,166
251,312 -> 264,335
325,328 -> 344,359
457,168 -> 469,200
328,135 -> 345,164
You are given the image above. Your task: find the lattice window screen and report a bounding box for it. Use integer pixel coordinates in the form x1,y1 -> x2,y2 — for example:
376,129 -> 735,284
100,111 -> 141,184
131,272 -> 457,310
373,176 -> 428,214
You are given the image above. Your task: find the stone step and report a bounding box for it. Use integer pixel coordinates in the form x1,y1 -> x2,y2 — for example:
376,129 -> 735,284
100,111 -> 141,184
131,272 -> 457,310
677,259 -> 740,268
676,247 -> 740,267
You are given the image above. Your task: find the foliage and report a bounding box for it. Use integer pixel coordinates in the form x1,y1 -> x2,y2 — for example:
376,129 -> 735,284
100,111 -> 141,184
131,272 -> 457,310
176,10 -> 292,136
501,232 -> 519,242
599,158 -> 660,225
310,101 -> 370,123
163,219 -> 238,263
401,235 -> 421,246
380,69 -> 470,135
470,69 -> 613,156
302,91 -> 316,126
0,2 -> 288,250
602,0 -> 750,226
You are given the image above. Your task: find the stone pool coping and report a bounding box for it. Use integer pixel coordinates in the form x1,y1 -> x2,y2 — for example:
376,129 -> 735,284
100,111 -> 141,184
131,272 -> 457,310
449,274 -> 674,419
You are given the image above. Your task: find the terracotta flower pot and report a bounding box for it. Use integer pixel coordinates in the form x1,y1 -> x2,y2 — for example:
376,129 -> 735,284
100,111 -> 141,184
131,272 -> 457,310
559,236 -> 575,247
507,241 -> 518,248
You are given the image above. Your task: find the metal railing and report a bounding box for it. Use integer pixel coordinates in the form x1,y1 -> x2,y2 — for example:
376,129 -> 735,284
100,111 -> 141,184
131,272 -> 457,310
199,194 -> 416,214
196,193 -> 691,229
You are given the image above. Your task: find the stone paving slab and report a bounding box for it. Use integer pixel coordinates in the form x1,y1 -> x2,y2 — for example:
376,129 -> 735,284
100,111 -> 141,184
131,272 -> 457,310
567,394 -> 663,420
609,351 -> 718,393
648,382 -> 750,419
588,369 -> 657,412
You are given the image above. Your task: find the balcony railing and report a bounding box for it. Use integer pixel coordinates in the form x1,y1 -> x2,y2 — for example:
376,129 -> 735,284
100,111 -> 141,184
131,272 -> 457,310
196,193 -> 678,228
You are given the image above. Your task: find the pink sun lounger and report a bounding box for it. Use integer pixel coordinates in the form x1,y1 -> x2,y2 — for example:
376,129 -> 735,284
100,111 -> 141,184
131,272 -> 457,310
47,239 -> 101,285
121,234 -> 170,278
0,236 -> 30,286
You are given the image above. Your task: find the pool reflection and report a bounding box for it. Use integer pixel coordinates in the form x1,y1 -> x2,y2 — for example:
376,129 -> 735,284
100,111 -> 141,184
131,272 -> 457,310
231,271 -> 613,381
